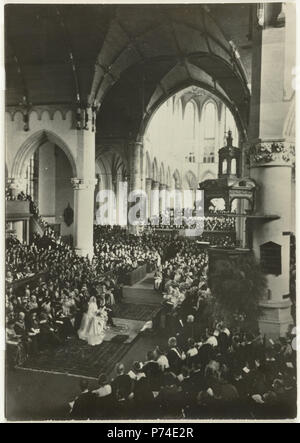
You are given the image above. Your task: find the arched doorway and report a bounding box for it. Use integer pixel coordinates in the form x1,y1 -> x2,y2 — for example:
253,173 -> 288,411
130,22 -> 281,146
11,131 -> 77,244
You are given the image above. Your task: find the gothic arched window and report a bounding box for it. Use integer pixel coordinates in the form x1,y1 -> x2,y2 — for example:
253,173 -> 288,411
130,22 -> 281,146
25,151 -> 38,200
183,101 -> 196,158
203,101 -> 217,163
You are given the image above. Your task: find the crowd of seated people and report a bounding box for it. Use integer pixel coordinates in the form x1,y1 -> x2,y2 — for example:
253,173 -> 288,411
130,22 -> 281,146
160,247 -> 209,311
69,322 -> 297,420
6,236 -> 40,281
199,232 -> 236,248
175,215 -> 236,232
204,216 -> 236,232
6,221 -> 236,368
6,226 -> 183,362
146,209 -> 237,248
66,230 -> 296,420
6,189 -> 53,233
208,209 -> 237,215
6,228 -> 133,363
94,226 -> 212,275
5,217 -> 297,419
6,225 -> 214,363
94,226 -> 162,276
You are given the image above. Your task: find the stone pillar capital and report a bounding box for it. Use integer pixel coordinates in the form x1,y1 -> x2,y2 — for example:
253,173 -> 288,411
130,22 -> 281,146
152,180 -> 160,190
7,177 -> 19,189
71,177 -> 98,190
7,176 -> 26,193
159,184 -> 167,190
249,140 -> 295,168
75,106 -> 97,132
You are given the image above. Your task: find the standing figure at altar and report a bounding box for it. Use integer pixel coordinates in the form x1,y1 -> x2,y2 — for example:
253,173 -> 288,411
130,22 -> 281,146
78,296 -> 108,346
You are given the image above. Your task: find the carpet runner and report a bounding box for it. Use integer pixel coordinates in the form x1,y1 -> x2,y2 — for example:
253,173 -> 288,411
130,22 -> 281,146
22,338 -> 131,379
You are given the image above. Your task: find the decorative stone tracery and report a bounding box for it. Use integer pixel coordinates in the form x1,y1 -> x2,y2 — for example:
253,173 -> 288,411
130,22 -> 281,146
249,141 -> 295,166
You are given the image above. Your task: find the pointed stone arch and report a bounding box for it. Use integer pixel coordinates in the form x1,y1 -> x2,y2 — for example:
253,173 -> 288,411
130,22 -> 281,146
166,166 -> 172,188
11,130 -> 78,179
160,163 -> 165,185
173,169 -> 182,189
96,155 -> 113,190
184,170 -> 198,190
200,170 -> 216,182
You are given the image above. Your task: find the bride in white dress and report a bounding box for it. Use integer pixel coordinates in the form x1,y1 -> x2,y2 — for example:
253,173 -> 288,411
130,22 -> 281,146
78,296 -> 108,346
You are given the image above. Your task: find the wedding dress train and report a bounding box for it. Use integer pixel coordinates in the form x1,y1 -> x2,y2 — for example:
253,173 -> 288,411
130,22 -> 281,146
78,297 -> 108,346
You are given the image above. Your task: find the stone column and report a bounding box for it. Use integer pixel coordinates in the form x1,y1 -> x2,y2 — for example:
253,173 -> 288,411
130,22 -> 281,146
140,147 -> 146,193
128,141 -> 144,233
174,186 -> 183,226
145,178 -> 153,222
129,141 -> 143,193
250,144 -> 293,306
72,111 -> 96,257
159,184 -> 167,217
151,181 -> 160,224
248,4 -> 295,337
71,178 -> 97,259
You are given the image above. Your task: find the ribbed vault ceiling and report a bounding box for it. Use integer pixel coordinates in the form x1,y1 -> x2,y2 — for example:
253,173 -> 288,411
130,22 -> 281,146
5,4 -> 252,140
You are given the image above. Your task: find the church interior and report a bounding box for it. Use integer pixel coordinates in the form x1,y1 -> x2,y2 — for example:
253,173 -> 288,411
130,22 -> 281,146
5,3 -> 297,421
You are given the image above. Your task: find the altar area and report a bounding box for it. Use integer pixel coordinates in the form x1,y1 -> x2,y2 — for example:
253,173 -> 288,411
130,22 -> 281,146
19,274 -> 162,379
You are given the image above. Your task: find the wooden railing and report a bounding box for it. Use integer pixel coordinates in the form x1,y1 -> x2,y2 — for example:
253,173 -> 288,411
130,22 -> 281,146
6,201 -> 31,220
121,264 -> 147,286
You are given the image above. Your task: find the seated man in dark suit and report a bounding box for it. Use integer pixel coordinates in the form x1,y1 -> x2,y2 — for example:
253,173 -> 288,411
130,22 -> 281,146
143,351 -> 163,392
92,373 -> 115,419
39,313 -> 61,349
70,380 -> 96,420
111,363 -> 133,402
167,337 -> 186,375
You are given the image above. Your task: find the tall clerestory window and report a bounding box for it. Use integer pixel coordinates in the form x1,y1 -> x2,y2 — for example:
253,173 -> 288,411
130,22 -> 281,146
25,151 -> 38,201
203,101 -> 217,164
184,101 -> 197,163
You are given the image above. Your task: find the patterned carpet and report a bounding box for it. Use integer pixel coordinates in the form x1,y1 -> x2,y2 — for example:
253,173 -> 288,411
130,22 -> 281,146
22,338 -> 131,379
103,318 -> 146,344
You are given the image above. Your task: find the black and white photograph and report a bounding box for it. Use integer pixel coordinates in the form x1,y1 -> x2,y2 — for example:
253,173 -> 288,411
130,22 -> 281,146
2,0 -> 298,423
